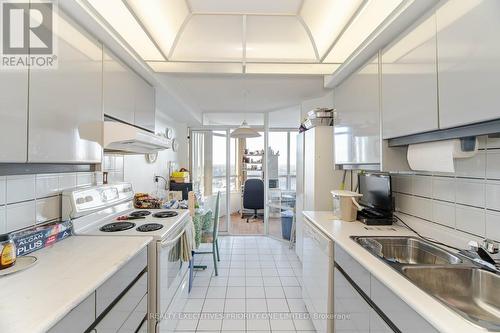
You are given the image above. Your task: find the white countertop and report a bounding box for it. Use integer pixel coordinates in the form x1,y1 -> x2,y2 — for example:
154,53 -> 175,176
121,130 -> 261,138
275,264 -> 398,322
0,235 -> 152,333
302,210 -> 488,333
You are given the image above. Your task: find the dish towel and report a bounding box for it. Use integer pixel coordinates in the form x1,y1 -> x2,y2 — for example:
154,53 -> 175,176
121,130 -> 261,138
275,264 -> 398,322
180,217 -> 196,262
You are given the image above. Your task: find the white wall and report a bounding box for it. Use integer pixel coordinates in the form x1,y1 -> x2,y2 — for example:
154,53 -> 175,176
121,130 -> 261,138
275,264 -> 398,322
123,111 -> 188,193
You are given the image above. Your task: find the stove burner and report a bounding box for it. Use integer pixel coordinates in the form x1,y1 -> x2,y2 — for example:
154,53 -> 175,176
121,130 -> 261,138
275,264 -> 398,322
129,210 -> 151,217
100,222 -> 136,232
152,211 -> 178,218
136,223 -> 164,232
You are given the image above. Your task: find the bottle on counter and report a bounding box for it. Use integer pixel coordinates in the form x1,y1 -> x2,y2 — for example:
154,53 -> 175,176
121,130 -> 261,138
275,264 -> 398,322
0,234 -> 16,270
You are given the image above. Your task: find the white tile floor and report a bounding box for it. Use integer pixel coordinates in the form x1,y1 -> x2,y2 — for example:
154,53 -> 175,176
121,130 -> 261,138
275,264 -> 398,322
175,236 -> 316,333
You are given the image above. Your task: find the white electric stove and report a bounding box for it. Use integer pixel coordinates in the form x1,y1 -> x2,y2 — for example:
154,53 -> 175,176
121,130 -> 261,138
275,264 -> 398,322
62,183 -> 192,333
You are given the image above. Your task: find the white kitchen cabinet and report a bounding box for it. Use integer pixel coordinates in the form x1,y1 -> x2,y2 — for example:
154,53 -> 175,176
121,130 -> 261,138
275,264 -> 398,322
334,55 -> 380,166
370,276 -> 438,333
334,243 -> 370,294
48,293 -> 96,333
96,248 -> 147,315
302,219 -> 334,333
95,273 -> 147,332
381,14 -> 439,139
28,10 -> 102,163
333,266 -> 370,333
370,308 -> 394,333
303,126 -> 337,212
436,0 -> 500,128
0,69 -> 28,162
103,48 -> 136,125
103,49 -> 155,132
133,75 -> 155,132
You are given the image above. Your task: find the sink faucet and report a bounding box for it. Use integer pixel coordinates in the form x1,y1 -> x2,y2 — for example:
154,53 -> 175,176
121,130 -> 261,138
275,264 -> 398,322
460,239 -> 500,272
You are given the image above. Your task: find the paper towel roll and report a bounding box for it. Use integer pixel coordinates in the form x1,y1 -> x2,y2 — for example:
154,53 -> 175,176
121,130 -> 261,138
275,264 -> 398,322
407,139 -> 477,173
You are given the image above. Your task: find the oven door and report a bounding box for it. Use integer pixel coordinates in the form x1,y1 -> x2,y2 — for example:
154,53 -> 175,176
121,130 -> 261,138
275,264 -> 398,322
156,219 -> 190,318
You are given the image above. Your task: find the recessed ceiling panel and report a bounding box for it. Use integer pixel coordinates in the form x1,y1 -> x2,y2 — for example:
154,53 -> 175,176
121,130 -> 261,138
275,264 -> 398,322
148,61 -> 243,74
300,0 -> 363,58
188,0 -> 302,14
246,16 -> 316,62
86,0 -> 164,60
126,0 -> 189,57
246,63 -> 340,75
171,15 -> 243,61
324,0 -> 403,63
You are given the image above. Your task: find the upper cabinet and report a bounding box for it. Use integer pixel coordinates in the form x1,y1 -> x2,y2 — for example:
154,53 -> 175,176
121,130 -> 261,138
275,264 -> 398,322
436,0 -> 500,129
133,75 -> 155,132
381,14 -> 439,139
334,54 -> 380,166
103,49 -> 155,132
28,10 -> 103,163
103,49 -> 135,125
0,69 -> 28,162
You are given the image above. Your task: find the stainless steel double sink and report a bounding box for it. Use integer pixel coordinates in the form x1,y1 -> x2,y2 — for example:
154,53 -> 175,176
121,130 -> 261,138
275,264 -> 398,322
352,236 -> 500,331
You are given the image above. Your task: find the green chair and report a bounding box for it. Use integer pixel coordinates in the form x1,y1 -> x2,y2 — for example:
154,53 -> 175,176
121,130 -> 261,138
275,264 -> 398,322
195,191 -> 221,276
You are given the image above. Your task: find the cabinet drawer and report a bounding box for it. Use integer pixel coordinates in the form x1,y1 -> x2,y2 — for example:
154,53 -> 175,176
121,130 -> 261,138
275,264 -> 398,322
48,292 -> 95,333
334,267 -> 370,333
96,248 -> 147,315
334,244 -> 370,295
96,272 -> 147,332
118,293 -> 147,333
370,277 -> 438,333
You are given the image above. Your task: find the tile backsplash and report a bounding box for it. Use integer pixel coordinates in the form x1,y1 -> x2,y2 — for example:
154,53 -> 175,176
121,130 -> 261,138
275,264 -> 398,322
102,154 -> 125,183
0,172 -> 101,234
392,137 -> 500,244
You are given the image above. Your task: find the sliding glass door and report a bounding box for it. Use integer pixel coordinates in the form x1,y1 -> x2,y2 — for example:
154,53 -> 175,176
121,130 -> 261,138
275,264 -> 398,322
267,130 -> 297,240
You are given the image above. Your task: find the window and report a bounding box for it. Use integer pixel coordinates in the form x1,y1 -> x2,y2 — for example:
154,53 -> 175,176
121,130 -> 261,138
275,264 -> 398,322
230,137 -> 238,191
268,130 -> 297,191
212,131 -> 227,194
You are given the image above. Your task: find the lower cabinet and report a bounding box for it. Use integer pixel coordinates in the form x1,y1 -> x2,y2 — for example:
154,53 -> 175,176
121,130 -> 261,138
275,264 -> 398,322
333,245 -> 439,333
48,293 -> 96,333
334,266 -> 370,332
370,277 -> 438,333
95,272 -> 147,332
48,249 -> 147,333
369,308 -> 393,333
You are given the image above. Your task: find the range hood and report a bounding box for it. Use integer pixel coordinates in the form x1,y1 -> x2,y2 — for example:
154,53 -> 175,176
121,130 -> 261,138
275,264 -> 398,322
78,121 -> 172,154
103,121 -> 171,154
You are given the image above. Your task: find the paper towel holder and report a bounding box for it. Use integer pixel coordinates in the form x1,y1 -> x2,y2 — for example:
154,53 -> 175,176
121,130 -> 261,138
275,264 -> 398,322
460,136 -> 477,152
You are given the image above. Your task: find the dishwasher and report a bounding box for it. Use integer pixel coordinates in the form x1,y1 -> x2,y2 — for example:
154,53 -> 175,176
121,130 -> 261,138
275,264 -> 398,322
302,218 -> 334,333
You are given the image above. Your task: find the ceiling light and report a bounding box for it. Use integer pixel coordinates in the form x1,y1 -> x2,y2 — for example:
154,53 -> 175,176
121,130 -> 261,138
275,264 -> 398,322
147,61 -> 243,74
125,0 -> 190,58
85,0 -> 164,61
171,15 -> 243,62
245,63 -> 340,75
300,0 -> 363,58
324,0 -> 403,63
245,16 -> 316,62
230,121 -> 261,138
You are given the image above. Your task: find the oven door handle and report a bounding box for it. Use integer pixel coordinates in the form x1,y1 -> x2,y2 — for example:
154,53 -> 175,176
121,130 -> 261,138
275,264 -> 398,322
160,228 -> 187,248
